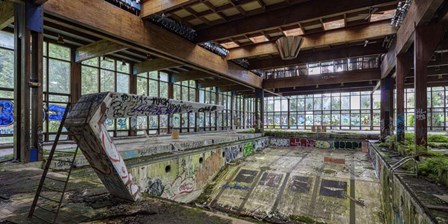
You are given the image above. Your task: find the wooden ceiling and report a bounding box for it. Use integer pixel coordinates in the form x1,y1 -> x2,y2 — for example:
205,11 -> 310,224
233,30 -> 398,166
154,0 -> 397,47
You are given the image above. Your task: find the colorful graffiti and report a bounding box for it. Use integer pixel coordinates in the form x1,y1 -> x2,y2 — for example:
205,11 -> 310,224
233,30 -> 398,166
270,138 -> 290,147
290,138 -> 316,147
65,92 -> 224,201
243,142 -> 253,157
224,145 -> 242,163
253,138 -> 268,151
0,100 -> 14,126
47,105 -> 66,121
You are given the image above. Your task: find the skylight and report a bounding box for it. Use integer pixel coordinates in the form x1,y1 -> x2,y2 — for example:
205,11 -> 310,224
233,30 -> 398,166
370,9 -> 396,22
283,27 -> 304,36
249,35 -> 269,44
220,41 -> 240,49
323,19 -> 345,30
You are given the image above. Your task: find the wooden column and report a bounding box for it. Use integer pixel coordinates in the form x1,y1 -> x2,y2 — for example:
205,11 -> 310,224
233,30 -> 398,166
30,30 -> 43,162
396,54 -> 411,143
414,28 -> 429,148
167,73 -> 174,134
194,81 -> 200,132
14,3 -> 31,162
370,93 -> 374,131
215,88 -> 219,131
128,64 -> 137,136
380,77 -> 393,141
287,98 -> 291,129
230,91 -> 234,130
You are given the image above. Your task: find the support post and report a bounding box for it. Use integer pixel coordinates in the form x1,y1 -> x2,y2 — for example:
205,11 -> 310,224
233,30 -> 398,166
194,81 -> 200,132
14,2 -> 31,162
396,54 -> 411,143
380,76 -> 393,141
128,64 -> 137,136
414,28 -> 429,148
167,73 -> 174,134
255,88 -> 264,133
215,88 -> 219,131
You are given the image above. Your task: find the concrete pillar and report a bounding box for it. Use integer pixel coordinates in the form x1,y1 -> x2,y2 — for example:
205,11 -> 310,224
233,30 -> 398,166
396,54 -> 411,143
414,28 -> 429,148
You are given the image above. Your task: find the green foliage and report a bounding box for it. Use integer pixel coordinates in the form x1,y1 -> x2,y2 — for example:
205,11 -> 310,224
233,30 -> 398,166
428,135 -> 448,143
418,156 -> 448,183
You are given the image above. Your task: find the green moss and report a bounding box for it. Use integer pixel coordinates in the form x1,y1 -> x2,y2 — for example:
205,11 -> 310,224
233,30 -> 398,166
289,215 -> 326,224
418,156 -> 448,183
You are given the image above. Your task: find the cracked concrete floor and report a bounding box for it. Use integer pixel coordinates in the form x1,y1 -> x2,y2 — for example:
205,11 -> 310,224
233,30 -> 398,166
206,147 -> 383,224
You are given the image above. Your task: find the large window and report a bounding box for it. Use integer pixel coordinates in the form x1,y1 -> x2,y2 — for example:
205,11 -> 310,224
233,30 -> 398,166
265,91 -> 378,130
81,57 -> 130,136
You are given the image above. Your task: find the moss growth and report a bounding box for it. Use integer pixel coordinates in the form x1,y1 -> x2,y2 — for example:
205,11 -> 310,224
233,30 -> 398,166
418,156 -> 448,183
289,215 -> 326,224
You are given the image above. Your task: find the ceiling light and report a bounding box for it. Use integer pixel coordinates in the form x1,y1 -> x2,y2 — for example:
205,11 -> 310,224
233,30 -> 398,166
249,35 -> 269,44
220,41 -> 240,49
57,34 -> 64,44
283,27 -> 304,36
323,19 -> 345,30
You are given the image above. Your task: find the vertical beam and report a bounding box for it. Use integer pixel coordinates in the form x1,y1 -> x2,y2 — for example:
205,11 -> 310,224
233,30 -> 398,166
255,89 -> 265,132
370,93 -> 374,131
194,81 -> 200,132
396,53 -> 411,143
167,73 -> 174,134
128,65 -> 137,136
287,98 -> 291,129
230,92 -> 234,130
30,32 -> 43,161
414,29 -> 429,148
380,77 -> 393,141
14,3 -> 32,162
215,88 -> 219,131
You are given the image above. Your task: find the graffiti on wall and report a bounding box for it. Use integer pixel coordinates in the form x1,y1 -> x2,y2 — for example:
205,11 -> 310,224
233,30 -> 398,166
0,100 -> 14,135
290,138 -> 316,148
243,142 -> 254,157
224,144 -> 242,163
65,92 -> 224,201
253,138 -> 268,151
270,138 -> 290,147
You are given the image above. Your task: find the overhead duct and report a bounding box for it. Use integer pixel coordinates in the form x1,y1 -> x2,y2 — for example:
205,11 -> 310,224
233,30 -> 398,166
276,36 -> 303,60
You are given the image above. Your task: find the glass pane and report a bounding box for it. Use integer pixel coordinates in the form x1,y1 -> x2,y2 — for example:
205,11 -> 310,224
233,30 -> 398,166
49,43 -> 70,61
117,73 -> 129,93
81,66 -> 99,94
49,60 -> 70,94
100,70 -> 115,92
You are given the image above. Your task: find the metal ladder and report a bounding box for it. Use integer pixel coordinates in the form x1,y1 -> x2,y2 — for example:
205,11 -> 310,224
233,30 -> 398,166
28,102 -> 79,223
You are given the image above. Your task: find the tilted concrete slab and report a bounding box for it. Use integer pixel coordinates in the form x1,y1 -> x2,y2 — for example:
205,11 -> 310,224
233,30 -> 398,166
64,92 -> 223,201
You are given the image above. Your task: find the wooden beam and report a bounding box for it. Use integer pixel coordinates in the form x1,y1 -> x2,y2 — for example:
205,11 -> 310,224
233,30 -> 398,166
173,70 -> 215,82
140,0 -> 196,18
196,0 -> 395,42
133,58 -> 180,74
274,81 -> 376,96
0,0 -> 14,30
249,43 -> 386,70
395,0 -> 445,55
228,21 -> 395,60
75,39 -> 127,62
263,69 -> 380,89
44,0 -> 263,88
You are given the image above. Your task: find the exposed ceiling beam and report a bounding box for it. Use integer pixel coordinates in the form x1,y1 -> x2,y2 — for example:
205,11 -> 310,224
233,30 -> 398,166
140,0 -> 197,18
173,70 -> 215,82
249,43 -> 386,70
196,0 -> 396,42
75,39 -> 127,62
274,81 -> 376,96
228,21 -> 395,60
133,58 -> 181,75
199,79 -> 238,88
0,1 -> 14,30
43,0 -> 263,88
263,69 -> 380,89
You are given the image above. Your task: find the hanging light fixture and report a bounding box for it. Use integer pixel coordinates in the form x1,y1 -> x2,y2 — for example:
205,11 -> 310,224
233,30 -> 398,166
57,34 -> 64,44
275,36 -> 303,60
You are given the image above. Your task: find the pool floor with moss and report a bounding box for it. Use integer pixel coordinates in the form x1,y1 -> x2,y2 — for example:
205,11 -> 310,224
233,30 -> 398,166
199,147 -> 383,224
